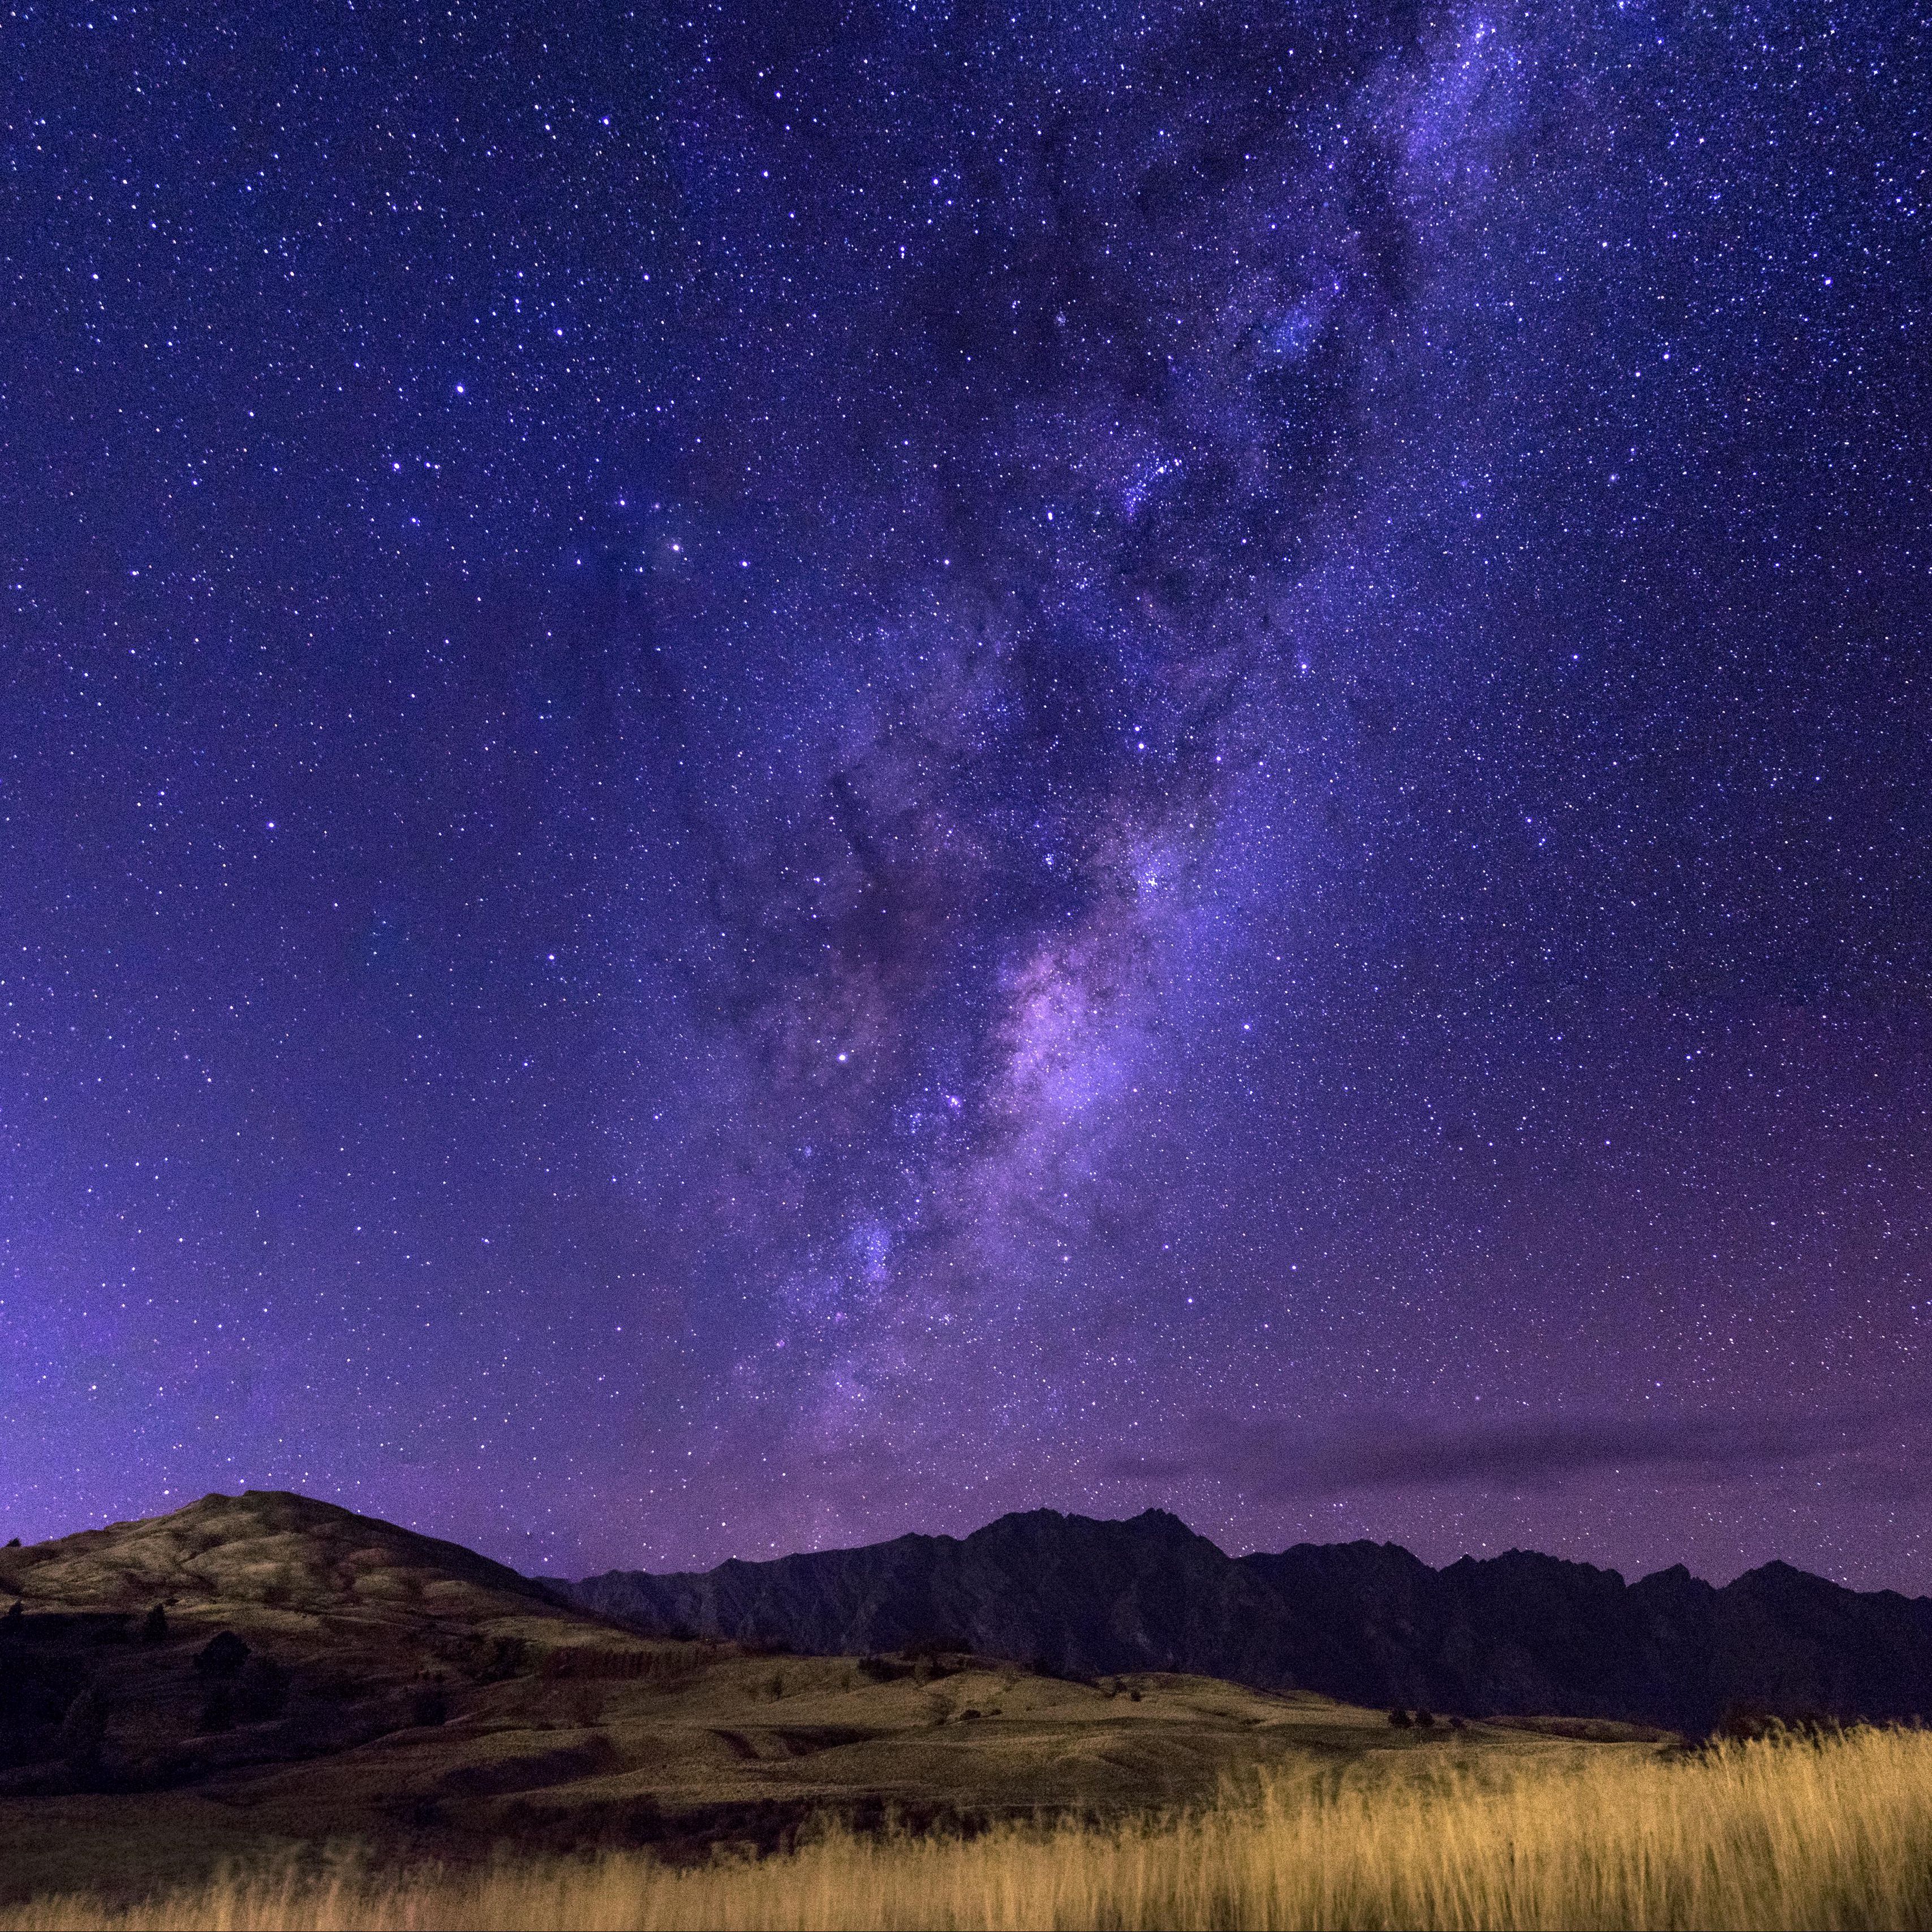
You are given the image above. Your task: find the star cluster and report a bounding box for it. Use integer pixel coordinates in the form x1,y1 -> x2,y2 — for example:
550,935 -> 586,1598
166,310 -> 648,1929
2,1 -> 1927,1588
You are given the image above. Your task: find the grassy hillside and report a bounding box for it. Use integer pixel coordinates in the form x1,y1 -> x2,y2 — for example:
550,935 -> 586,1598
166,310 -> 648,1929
2,1725 -> 1927,1930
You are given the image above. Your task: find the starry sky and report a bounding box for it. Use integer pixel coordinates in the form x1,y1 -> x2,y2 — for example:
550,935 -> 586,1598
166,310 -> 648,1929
3,1 -> 1929,1591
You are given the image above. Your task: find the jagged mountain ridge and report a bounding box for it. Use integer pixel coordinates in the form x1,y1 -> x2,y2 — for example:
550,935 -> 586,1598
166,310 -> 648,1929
568,1508 -> 1932,1735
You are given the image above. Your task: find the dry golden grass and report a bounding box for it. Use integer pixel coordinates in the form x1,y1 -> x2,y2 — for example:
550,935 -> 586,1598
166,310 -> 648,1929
5,1724 -> 1929,1931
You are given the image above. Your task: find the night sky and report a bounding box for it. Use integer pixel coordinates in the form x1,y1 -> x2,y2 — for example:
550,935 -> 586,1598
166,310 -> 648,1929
5,2 -> 1929,1593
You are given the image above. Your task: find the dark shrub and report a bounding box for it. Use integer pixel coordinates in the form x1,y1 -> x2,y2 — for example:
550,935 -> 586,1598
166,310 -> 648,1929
1388,1708 -> 1413,1728
1129,1689 -> 1143,1702
1715,1701 -> 1780,1742
5,1537 -> 19,1548
194,1630 -> 250,1679
473,1634 -> 530,1683
1716,1701 -> 1837,1742
856,1655 -> 910,1683
411,1682 -> 450,1727
901,1634 -> 970,1663
58,1684 -> 110,1775
2,1601 -> 21,1633
140,1605 -> 168,1646
1416,1709 -> 1437,1728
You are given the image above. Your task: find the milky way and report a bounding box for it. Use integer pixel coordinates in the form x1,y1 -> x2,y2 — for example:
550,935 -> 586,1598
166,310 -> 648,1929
3,2 -> 1928,1588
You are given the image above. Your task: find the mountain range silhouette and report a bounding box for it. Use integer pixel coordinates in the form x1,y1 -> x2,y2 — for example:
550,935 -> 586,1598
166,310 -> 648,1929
570,1508 -> 1932,1735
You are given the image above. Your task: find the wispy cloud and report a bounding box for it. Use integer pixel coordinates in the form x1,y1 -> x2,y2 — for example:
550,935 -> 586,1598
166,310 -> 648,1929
1107,1405 -> 1924,1498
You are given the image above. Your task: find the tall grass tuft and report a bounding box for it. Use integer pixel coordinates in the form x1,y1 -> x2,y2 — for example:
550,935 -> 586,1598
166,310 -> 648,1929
5,1723 -> 1930,1930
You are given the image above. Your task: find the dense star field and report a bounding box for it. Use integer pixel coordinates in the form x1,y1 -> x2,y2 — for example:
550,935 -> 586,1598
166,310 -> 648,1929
2,2 -> 1926,1589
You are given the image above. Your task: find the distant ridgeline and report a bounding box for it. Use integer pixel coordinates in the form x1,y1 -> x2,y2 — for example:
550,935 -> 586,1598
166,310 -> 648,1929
567,1509 -> 1932,1736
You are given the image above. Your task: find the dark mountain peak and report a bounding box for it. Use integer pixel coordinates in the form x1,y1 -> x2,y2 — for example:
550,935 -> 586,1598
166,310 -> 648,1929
959,1506 -> 1228,1570
1630,1562 -> 1716,1608
1722,1558 -> 1871,1606
1290,1537 -> 1427,1560
971,1504 -> 1197,1541
1126,1506 -> 1207,1537
1481,1547 -> 1627,1588
1727,1558 -> 1827,1592
967,1507 -> 1075,1539
1251,1537 -> 1436,1580
1638,1563 -> 1698,1586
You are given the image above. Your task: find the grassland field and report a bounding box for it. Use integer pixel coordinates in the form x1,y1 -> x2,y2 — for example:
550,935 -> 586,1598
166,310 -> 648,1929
3,1724 -> 1929,1931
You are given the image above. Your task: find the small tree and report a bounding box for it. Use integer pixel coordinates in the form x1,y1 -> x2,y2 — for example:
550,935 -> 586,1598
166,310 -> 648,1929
194,1630 -> 251,1679
140,1604 -> 169,1646
1388,1707 -> 1413,1728
1716,1701 -> 1783,1742
3,1600 -> 22,1633
472,1634 -> 528,1683
58,1684 -> 110,1778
